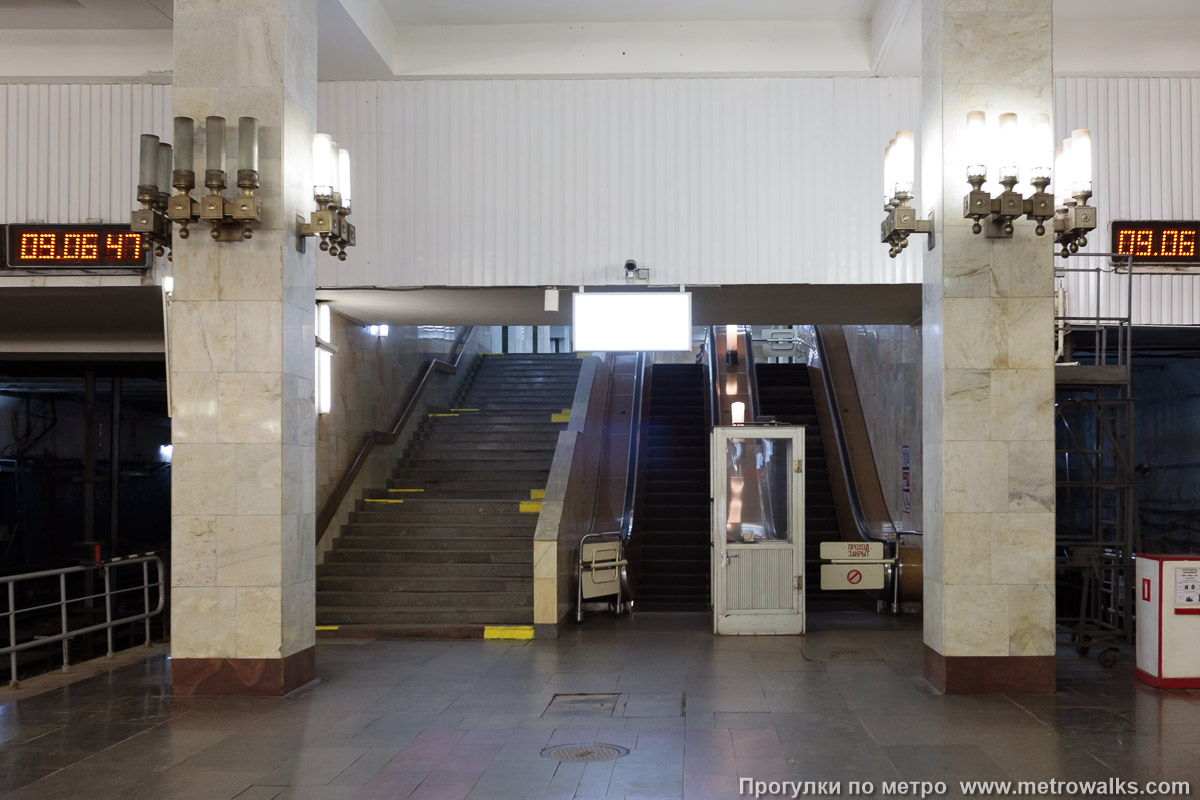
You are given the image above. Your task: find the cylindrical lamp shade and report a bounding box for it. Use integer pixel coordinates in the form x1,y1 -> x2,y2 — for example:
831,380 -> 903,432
338,148 -> 352,206
725,324 -> 738,353
1053,145 -> 1065,204
731,402 -> 746,425
965,111 -> 987,180
173,117 -> 194,173
893,129 -> 915,194
312,133 -> 334,195
205,116 -> 226,172
883,136 -> 896,203
329,140 -> 341,196
157,143 -> 172,194
1070,129 -> 1092,193
998,113 -> 1019,182
1030,113 -> 1052,181
1061,138 -> 1075,203
138,134 -> 160,186
238,117 -> 258,172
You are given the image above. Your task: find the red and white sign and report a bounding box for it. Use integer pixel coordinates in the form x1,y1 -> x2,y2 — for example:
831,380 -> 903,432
820,563 -> 884,591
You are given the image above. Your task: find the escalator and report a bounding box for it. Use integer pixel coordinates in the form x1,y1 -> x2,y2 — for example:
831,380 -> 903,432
754,363 -> 858,608
632,364 -> 710,611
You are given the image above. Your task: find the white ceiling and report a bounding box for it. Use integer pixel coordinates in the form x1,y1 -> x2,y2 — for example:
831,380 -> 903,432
377,0 -> 879,26
0,0 -> 171,29
2,0 -> 1200,80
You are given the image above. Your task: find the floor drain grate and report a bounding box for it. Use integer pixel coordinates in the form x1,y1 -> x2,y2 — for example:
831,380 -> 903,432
541,743 -> 630,762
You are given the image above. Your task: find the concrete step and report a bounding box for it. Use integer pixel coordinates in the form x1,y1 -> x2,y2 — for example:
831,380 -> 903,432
319,562 -> 533,578
386,477 -> 547,492
316,590 -> 532,608
397,457 -> 555,471
326,548 -> 532,564
316,606 -> 533,625
341,522 -> 535,537
350,510 -> 538,525
317,575 -> 532,593
406,441 -> 557,454
392,468 -> 550,482
336,535 -> 531,551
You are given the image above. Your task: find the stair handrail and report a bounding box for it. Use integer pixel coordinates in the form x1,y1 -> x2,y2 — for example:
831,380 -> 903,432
810,326 -> 882,545
315,326 -> 476,544
619,351 -> 647,542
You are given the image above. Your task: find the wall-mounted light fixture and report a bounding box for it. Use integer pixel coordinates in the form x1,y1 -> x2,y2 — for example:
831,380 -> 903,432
367,324 -> 389,337
299,133 -> 355,260
731,401 -> 746,425
132,116 -> 263,257
880,129 -> 933,258
1052,129 -> 1096,258
958,111 -> 1095,256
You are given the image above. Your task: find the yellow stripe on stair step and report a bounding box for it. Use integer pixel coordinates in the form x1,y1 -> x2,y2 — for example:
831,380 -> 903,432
450,408 -> 479,412
576,353 -> 592,358
530,489 -> 545,500
365,498 -> 404,504
519,501 -> 542,513
484,625 -> 534,640
550,412 -> 570,423
428,413 -> 459,418
316,625 -> 340,631
389,489 -> 424,493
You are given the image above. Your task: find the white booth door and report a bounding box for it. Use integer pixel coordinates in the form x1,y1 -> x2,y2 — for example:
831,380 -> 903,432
711,426 -> 806,635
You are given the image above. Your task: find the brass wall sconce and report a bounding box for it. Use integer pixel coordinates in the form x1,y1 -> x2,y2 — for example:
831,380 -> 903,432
298,133 -> 355,260
881,129 -> 933,258
959,111 -> 1096,257
131,115 -> 263,257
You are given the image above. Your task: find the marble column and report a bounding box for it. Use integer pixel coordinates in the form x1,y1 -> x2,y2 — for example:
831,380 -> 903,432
168,0 -> 318,695
920,0 -> 1057,693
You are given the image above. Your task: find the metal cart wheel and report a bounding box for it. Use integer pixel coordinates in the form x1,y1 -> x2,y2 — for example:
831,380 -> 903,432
1098,648 -> 1119,668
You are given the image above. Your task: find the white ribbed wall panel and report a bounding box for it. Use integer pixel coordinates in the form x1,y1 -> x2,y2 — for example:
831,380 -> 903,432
316,78 -> 922,288
1,84 -> 172,225
1056,77 -> 1200,326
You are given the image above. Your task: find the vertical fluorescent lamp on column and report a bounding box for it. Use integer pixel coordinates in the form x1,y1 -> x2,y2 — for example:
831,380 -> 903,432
725,324 -> 739,365
731,401 -> 746,425
138,134 -> 160,190
315,303 -> 333,414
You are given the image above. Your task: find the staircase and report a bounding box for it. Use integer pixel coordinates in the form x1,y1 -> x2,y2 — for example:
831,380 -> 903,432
634,364 -> 711,612
754,363 -> 849,606
316,353 -> 581,635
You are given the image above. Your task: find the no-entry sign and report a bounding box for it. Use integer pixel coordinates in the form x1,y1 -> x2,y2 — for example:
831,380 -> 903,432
821,563 -> 885,591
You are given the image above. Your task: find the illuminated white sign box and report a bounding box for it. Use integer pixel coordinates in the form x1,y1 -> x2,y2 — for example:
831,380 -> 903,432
572,292 -> 692,352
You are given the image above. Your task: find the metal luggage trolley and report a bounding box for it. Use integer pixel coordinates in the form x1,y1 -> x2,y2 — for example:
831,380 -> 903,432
576,532 -> 630,622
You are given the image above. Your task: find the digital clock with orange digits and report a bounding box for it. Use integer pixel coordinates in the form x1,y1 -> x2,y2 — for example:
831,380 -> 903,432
1112,220 -> 1200,264
4,224 -> 149,268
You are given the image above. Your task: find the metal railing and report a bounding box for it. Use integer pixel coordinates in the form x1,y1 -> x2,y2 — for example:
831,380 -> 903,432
2,553 -> 165,688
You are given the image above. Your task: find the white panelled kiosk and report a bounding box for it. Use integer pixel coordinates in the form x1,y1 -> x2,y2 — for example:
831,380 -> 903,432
1135,554 -> 1200,689
711,426 -> 806,635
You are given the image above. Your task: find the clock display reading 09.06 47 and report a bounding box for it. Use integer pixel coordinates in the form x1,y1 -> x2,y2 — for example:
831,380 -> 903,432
4,224 -> 148,268
1111,220 -> 1200,263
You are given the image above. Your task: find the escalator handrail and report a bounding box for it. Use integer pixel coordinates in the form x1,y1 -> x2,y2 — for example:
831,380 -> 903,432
743,327 -> 760,423
706,326 -> 720,428
620,351 -> 647,542
810,327 -> 883,545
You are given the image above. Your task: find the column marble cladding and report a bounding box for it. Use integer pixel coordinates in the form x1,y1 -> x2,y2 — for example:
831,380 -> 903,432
841,325 -> 923,532
920,0 -> 1056,693
167,0 -> 320,695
